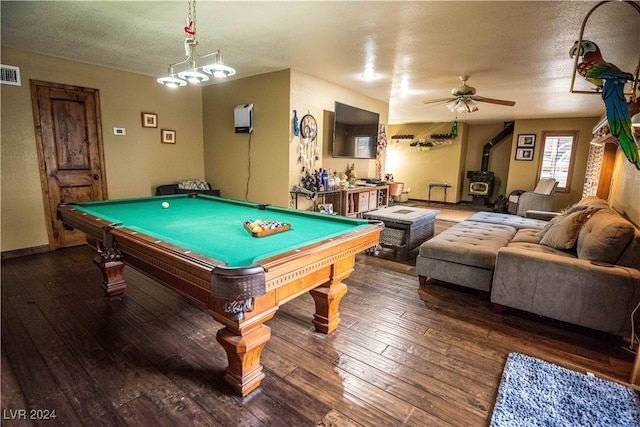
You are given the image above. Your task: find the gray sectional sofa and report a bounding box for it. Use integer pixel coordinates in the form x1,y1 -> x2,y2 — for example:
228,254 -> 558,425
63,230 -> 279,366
417,197 -> 640,335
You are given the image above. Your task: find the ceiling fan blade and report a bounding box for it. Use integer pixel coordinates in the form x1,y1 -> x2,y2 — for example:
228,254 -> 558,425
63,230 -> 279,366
423,97 -> 454,105
472,96 -> 515,106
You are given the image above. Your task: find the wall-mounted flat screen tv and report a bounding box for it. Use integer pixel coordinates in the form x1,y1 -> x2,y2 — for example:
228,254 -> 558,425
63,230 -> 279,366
332,101 -> 380,159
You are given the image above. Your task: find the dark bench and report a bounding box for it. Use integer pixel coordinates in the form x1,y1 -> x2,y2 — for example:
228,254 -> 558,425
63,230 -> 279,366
155,183 -> 220,197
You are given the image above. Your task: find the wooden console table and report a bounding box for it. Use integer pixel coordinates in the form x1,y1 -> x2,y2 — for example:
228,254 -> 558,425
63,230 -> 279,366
342,185 -> 389,217
291,185 -> 389,217
290,188 -> 343,214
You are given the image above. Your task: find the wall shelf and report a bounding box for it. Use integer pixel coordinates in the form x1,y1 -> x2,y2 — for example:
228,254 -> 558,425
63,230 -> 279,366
390,134 -> 414,144
409,137 -> 453,151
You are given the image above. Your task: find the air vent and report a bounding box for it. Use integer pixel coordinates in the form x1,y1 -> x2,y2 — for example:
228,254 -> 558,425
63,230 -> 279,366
1,64 -> 21,86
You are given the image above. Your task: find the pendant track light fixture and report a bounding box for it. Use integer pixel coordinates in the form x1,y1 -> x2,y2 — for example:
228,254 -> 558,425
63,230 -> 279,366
157,0 -> 236,88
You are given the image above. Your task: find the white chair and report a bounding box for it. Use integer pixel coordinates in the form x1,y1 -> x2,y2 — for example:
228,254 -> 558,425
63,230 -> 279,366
507,178 -> 558,216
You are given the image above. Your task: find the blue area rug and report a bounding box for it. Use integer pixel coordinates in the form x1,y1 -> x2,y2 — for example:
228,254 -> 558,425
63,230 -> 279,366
490,352 -> 640,427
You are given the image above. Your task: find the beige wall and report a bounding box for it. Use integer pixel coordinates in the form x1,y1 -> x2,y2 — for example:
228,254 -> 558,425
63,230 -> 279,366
3,47 -> 637,252
292,73 -> 389,180
201,69 -> 388,211
609,151 -> 640,228
462,123 -> 513,201
505,118 -> 597,211
386,122 -> 467,203
387,118 -> 602,209
1,47 -> 205,252
202,70 -> 291,207
291,70 -> 389,210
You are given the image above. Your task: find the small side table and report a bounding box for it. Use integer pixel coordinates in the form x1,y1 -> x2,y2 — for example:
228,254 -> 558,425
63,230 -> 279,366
428,183 -> 452,204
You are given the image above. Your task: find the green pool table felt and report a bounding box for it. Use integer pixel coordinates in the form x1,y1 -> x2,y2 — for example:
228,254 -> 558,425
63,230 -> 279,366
71,195 -> 371,267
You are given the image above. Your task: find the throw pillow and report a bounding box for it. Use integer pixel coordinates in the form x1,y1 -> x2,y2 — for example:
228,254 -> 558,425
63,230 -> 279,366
538,204 -> 589,239
576,208 -> 636,264
575,196 -> 610,210
539,208 -> 595,250
178,180 -> 210,190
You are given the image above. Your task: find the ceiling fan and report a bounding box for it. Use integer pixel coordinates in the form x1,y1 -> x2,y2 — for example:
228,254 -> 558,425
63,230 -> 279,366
423,75 -> 516,113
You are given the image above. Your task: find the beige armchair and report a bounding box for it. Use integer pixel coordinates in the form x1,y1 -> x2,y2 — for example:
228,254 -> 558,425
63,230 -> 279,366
507,178 -> 558,216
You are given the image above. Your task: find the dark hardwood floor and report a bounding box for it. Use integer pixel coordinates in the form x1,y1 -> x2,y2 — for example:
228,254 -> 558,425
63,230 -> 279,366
1,214 -> 636,426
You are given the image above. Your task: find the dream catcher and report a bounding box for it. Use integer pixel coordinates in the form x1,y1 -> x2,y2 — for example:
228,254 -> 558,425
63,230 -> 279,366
296,112 -> 318,170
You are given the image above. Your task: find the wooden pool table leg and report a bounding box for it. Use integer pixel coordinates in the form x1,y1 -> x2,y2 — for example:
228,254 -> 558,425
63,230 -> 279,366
216,321 -> 273,397
93,255 -> 126,297
309,257 -> 353,334
89,234 -> 126,297
310,282 -> 348,334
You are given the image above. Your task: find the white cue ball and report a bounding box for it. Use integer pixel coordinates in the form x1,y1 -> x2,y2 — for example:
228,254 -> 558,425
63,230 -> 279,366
162,202 -> 169,209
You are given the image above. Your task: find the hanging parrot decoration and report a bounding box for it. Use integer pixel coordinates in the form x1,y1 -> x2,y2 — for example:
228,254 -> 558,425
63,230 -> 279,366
570,40 -> 639,170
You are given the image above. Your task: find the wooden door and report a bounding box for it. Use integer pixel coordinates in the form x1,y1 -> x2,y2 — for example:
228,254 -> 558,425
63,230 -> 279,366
31,80 -> 108,249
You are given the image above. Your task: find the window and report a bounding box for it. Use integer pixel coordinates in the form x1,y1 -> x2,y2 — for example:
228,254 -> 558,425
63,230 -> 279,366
538,131 -> 578,192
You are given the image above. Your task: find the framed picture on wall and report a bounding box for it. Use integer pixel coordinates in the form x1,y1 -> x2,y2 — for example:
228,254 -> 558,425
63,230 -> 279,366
515,147 -> 534,161
161,129 -> 176,144
141,112 -> 158,128
517,134 -> 536,147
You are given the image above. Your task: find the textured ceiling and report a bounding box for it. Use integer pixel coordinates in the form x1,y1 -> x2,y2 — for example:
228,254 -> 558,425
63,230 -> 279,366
2,1 -> 639,124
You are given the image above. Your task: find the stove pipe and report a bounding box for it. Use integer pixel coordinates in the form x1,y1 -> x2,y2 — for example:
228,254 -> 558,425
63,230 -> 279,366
481,121 -> 514,171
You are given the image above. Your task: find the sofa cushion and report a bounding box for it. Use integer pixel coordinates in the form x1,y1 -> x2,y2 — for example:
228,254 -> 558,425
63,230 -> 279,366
575,196 -> 610,210
537,202 -> 595,238
617,230 -> 640,270
466,212 -> 547,231
525,210 -> 560,221
419,221 -> 516,269
502,241 -> 576,257
539,208 -> 596,250
509,228 -> 576,256
576,208 -> 635,264
510,228 -> 542,244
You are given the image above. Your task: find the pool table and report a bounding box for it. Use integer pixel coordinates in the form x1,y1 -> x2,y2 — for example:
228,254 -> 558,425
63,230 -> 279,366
57,194 -> 382,396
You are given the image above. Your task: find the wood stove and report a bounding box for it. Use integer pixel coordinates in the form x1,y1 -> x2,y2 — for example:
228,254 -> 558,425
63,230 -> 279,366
463,122 -> 514,207
467,170 -> 495,205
